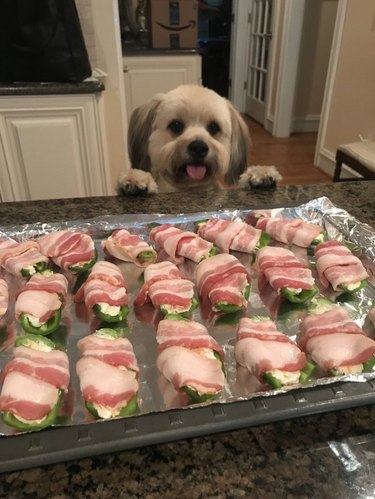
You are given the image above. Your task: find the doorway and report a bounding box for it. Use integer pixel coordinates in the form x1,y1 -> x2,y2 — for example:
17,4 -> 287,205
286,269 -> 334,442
231,0 -> 339,138
198,0 -> 233,98
244,0 -> 273,125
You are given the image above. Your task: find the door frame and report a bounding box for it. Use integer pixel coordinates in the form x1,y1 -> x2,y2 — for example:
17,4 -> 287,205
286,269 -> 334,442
314,0 -> 348,174
230,0 -> 304,137
230,0 -> 343,140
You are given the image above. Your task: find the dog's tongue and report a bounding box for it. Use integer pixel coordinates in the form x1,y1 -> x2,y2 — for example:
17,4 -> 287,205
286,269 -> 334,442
186,165 -> 207,180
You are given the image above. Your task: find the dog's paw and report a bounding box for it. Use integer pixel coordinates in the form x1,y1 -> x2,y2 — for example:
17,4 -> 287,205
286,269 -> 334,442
239,165 -> 283,190
117,169 -> 158,196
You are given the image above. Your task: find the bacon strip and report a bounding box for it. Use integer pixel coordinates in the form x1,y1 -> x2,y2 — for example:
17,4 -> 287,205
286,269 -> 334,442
15,272 -> 68,323
0,277 -> 8,317
314,240 -> 368,290
369,306 -> 375,327
102,229 -> 157,267
196,253 -> 250,311
2,347 -> 70,391
157,346 -> 225,395
74,261 -> 128,310
149,224 -> 213,263
198,218 -> 262,253
235,317 -> 306,379
134,261 -> 192,310
77,335 -> 139,373
76,356 -> 138,411
0,240 -> 49,278
0,371 -> 60,422
156,318 -> 224,359
255,246 -> 315,292
298,306 -> 375,371
38,230 -> 95,270
148,279 -> 195,311
253,216 -> 322,247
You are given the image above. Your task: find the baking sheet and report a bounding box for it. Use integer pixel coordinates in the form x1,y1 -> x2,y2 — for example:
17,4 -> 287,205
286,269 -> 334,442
0,196 -> 374,471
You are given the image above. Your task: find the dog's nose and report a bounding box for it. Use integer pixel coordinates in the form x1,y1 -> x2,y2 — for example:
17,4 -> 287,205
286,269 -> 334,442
188,140 -> 209,159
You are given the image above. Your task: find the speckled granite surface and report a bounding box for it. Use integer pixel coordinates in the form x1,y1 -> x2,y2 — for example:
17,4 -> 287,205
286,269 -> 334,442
0,80 -> 104,96
0,181 -> 375,498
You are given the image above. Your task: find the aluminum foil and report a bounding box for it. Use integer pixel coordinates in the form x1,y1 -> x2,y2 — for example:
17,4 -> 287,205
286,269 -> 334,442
0,196 -> 374,436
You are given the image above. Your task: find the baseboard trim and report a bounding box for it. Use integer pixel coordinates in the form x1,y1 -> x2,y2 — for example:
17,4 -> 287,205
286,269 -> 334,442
291,114 -> 320,133
315,147 -> 363,180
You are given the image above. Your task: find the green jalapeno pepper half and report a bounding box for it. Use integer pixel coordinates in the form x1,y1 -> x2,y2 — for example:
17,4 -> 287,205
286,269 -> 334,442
72,269 -> 90,295
338,279 -> 368,293
93,304 -> 129,323
263,360 -> 316,389
94,327 -> 124,339
20,261 -> 49,279
137,251 -> 155,264
15,333 -> 56,350
68,250 -> 97,274
85,394 -> 138,419
160,296 -> 199,317
215,284 -> 250,313
198,245 -> 218,261
1,391 -> 63,431
20,308 -> 62,336
255,231 -> 271,250
280,285 -> 318,304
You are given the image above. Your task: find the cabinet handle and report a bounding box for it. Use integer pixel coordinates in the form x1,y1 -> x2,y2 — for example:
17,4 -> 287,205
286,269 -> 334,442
123,66 -> 129,73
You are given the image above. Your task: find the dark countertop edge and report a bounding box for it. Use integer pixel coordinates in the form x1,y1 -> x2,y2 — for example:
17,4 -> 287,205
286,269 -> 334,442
0,79 -> 105,96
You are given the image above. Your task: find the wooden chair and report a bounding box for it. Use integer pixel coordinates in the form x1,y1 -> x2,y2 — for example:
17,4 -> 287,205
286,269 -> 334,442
334,140 -> 375,182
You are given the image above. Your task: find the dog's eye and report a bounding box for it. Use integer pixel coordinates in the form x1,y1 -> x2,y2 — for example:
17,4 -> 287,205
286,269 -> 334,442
168,120 -> 185,135
207,121 -> 221,136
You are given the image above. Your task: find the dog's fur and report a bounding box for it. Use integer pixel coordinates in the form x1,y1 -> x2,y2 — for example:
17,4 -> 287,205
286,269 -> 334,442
118,84 -> 281,195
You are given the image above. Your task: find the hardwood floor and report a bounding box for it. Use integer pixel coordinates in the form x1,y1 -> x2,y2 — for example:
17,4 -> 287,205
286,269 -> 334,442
243,115 -> 332,185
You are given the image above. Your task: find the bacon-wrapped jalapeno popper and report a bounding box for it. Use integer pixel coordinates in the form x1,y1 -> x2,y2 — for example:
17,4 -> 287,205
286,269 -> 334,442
196,253 -> 250,313
134,261 -> 198,316
38,230 -> 97,273
76,328 -> 139,419
314,240 -> 368,293
0,334 -> 69,431
255,246 -> 318,303
235,316 -> 315,388
15,271 -> 68,336
74,261 -> 129,323
102,228 -> 157,267
0,276 -> 9,318
0,239 -> 49,279
149,224 -> 216,264
298,306 -> 375,376
246,213 -> 325,248
156,316 -> 225,403
197,218 -> 270,254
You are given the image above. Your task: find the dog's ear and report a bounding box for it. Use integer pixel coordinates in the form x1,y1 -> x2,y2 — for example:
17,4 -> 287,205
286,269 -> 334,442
224,103 -> 251,185
127,96 -> 163,172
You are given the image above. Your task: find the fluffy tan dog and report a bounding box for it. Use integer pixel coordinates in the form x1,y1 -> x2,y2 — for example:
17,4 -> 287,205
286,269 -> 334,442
118,84 -> 281,194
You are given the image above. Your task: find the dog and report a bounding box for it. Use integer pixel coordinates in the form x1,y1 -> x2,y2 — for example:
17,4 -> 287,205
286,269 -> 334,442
118,84 -> 281,195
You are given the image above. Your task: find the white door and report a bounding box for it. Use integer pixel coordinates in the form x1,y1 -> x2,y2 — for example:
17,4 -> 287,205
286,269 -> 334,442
244,0 -> 273,124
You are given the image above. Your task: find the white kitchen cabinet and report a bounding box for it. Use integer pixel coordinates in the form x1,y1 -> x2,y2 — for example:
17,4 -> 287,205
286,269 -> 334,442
0,93 -> 110,202
123,54 -> 201,117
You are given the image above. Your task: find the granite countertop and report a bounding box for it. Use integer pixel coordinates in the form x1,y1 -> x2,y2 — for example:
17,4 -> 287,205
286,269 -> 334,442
1,181 -> 375,498
0,79 -> 105,97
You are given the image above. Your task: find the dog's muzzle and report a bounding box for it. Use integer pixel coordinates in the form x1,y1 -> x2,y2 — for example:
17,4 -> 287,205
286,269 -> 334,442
184,140 -> 209,180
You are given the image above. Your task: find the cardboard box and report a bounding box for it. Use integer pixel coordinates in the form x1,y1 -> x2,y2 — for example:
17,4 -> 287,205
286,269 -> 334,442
148,0 -> 199,49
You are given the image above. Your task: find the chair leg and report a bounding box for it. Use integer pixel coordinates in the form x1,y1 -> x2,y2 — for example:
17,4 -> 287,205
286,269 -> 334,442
333,151 -> 343,182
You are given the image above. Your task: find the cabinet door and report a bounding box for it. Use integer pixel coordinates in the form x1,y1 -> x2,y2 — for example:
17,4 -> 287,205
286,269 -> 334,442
123,54 -> 201,117
0,95 -> 109,202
